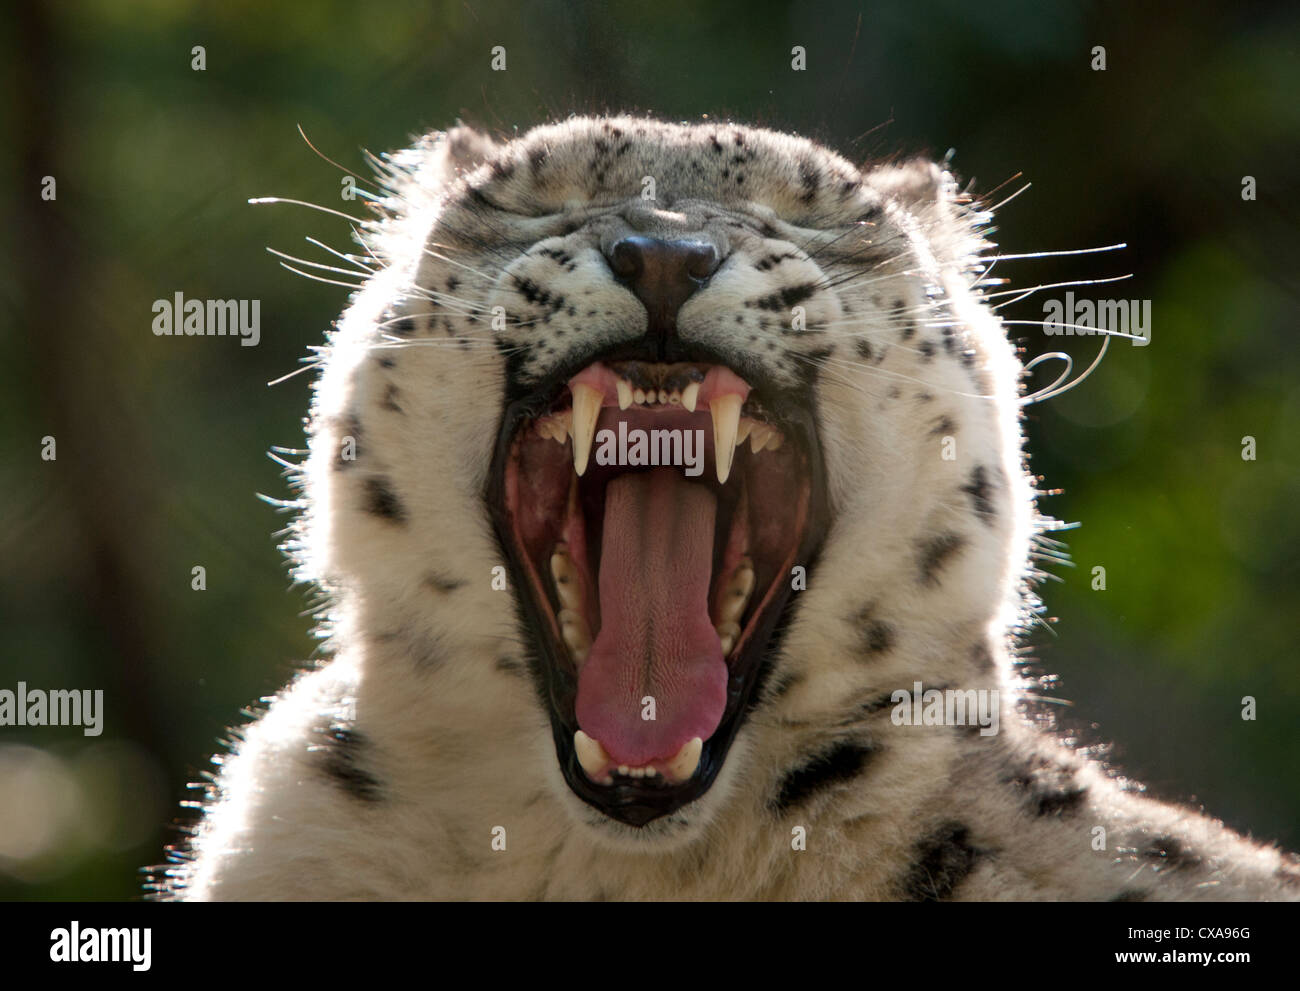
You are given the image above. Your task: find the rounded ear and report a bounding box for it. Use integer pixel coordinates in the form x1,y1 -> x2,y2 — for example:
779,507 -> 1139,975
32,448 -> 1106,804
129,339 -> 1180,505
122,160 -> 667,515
862,158 -> 946,208
376,124 -> 502,213
442,124 -> 500,175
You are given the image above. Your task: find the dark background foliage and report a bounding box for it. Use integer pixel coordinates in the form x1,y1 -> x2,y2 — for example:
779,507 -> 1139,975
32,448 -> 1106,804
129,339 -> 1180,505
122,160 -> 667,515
1,0 -> 1296,899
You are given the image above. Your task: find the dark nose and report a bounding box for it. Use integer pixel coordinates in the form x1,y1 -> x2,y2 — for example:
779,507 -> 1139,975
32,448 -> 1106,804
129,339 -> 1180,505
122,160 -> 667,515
606,236 -> 722,350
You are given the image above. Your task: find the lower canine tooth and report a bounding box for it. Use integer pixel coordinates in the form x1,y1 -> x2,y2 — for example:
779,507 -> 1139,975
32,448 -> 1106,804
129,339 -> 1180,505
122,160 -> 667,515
667,737 -> 703,782
574,730 -> 610,779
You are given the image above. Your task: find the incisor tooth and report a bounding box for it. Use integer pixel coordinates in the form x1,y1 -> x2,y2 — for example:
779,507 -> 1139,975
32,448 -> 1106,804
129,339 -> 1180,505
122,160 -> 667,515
616,380 -> 633,410
667,737 -> 703,782
634,387 -> 646,405
717,621 -> 740,656
681,382 -> 700,413
711,393 -> 743,484
574,730 -> 610,779
570,384 -> 602,475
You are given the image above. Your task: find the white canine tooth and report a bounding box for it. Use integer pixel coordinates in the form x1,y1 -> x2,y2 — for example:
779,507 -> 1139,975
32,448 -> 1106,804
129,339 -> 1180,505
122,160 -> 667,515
667,737 -> 703,782
735,418 -> 753,447
717,621 -> 740,656
574,730 -> 610,779
750,423 -> 774,453
711,393 -> 743,484
616,379 -> 633,410
570,384 -> 602,476
550,550 -> 582,610
681,382 -> 700,413
719,563 -> 754,625
634,388 -> 646,405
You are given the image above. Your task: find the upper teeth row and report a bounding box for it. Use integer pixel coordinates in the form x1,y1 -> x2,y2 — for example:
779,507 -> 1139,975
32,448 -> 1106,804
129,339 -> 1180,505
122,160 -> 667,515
536,390 -> 783,484
616,379 -> 700,411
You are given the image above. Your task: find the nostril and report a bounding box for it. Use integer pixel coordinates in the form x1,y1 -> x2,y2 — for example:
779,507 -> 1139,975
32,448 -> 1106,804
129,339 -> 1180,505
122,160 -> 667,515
609,239 -> 644,282
683,244 -> 721,282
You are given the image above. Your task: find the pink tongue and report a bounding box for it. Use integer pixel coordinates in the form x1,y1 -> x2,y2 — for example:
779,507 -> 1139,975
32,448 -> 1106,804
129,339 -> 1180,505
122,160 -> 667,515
575,469 -> 727,766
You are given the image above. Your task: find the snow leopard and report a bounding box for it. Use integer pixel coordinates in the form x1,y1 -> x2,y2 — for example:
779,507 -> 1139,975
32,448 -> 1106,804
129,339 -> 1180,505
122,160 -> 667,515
157,115 -> 1298,900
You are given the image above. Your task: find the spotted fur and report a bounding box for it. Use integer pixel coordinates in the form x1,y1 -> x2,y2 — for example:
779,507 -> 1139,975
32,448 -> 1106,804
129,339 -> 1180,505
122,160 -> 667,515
156,116 -> 1297,901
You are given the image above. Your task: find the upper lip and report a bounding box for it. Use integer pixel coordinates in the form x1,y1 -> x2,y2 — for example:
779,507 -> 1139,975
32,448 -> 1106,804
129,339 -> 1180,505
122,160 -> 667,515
486,343 -> 829,826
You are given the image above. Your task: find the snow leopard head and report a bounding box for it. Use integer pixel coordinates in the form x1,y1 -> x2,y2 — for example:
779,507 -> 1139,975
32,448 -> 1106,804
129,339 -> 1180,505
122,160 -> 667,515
294,116 -> 1034,845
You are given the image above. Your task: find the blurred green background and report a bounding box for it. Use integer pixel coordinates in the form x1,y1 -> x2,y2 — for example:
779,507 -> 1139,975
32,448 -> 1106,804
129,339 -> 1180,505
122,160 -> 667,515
1,0 -> 1296,899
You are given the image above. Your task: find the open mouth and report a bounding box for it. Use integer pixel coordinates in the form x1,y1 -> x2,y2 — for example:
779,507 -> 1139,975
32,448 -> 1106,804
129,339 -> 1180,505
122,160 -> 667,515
487,351 -> 826,826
